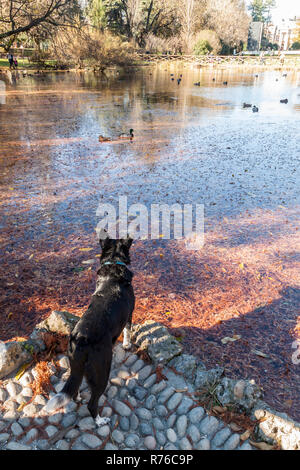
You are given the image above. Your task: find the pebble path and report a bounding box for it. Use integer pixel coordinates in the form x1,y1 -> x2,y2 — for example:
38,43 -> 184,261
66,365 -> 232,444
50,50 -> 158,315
0,344 -> 254,450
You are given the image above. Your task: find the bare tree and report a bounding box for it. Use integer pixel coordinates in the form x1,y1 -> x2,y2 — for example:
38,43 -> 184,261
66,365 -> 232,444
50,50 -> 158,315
0,0 -> 80,42
204,0 -> 250,48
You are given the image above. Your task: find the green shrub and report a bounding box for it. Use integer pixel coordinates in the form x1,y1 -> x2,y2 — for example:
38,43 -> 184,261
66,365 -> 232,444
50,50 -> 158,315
291,41 -> 300,50
194,39 -> 213,56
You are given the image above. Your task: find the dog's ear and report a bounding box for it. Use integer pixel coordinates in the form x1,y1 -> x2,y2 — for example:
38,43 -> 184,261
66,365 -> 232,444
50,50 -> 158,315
99,229 -> 111,250
120,236 -> 133,249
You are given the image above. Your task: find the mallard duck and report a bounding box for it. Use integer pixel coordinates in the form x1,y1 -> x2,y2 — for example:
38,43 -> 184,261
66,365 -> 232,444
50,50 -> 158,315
194,82 -> 200,86
223,81 -> 228,85
177,78 -> 181,84
99,135 -> 112,142
282,73 -> 287,77
252,105 -> 259,112
243,103 -> 252,108
280,98 -> 288,104
119,129 -> 134,140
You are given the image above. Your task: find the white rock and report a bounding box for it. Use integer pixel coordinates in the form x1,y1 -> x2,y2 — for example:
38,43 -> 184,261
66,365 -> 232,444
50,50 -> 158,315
25,428 -> 39,443
45,425 -> 58,438
166,428 -> 177,443
18,372 -> 34,387
56,440 -> 70,450
11,422 -> 23,437
82,433 -> 102,449
137,365 -> 153,382
6,442 -> 31,450
131,359 -> 145,373
78,417 -> 96,431
58,356 -> 70,369
212,427 -> 232,447
223,433 -> 240,450
0,388 -> 7,401
176,415 -> 188,438
189,406 -> 205,424
199,416 -> 219,437
96,424 -> 110,438
22,403 -> 38,417
22,387 -> 33,397
197,438 -> 210,450
179,437 -> 192,450
112,399 -> 131,417
112,429 -> 124,444
6,382 -> 21,397
144,436 -> 156,450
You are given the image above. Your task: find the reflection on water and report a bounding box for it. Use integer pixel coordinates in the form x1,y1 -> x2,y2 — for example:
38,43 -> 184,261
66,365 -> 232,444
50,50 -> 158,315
0,67 -> 299,224
0,67 -> 300,420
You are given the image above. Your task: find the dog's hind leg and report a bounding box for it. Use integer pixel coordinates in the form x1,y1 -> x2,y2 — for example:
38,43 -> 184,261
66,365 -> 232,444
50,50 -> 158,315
122,311 -> 133,350
62,353 -> 86,400
122,324 -> 132,350
45,352 -> 85,414
85,344 -> 112,421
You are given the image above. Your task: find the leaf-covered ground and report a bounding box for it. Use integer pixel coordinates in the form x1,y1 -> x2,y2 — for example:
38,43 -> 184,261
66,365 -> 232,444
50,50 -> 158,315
0,68 -> 299,420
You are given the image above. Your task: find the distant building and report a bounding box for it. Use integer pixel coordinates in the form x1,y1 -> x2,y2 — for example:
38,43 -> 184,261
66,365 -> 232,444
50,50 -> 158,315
247,22 -> 264,51
265,16 -> 300,50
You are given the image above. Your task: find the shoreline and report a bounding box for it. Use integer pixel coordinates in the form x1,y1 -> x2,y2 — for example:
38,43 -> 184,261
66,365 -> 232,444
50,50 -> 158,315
0,55 -> 299,75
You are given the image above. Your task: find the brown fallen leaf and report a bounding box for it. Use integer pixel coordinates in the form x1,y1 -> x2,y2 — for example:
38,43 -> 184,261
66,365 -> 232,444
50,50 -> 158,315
252,349 -> 269,358
212,405 -> 227,414
230,422 -> 243,432
249,440 -> 275,450
221,335 -> 241,344
240,429 -> 251,441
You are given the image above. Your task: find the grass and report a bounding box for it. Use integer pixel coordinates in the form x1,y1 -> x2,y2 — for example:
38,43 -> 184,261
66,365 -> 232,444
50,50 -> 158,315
0,58 -> 58,70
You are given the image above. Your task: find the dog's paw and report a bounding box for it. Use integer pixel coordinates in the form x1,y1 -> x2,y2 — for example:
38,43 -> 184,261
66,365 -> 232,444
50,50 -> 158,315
95,416 -> 110,427
75,393 -> 82,403
122,341 -> 132,350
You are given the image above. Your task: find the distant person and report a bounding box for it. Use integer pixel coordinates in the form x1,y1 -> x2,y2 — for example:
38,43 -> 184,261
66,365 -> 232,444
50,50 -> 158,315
13,57 -> 18,69
279,51 -> 285,65
7,52 -> 14,69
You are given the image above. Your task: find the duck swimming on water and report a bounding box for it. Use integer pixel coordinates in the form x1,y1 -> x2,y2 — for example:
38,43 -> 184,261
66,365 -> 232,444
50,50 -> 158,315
119,129 -> 134,140
252,105 -> 259,112
99,135 -> 112,142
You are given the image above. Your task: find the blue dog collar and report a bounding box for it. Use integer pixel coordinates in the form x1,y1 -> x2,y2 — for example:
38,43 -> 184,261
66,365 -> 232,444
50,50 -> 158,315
103,261 -> 127,267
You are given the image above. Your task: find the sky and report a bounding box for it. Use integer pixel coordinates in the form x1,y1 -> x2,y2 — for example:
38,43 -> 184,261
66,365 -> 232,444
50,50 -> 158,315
270,0 -> 300,22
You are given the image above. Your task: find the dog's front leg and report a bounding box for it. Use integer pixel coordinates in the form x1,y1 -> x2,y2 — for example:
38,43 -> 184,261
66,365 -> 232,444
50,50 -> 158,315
122,324 -> 131,350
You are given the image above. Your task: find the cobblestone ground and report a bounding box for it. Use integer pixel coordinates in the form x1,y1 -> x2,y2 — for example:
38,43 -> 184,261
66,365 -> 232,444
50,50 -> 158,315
0,344 -> 254,451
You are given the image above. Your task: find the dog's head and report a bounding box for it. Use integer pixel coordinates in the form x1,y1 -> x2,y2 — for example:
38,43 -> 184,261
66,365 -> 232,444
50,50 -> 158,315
99,232 -> 133,265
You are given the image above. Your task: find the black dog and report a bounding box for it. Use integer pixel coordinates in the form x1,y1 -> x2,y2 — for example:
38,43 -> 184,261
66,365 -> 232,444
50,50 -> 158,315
45,235 -> 135,424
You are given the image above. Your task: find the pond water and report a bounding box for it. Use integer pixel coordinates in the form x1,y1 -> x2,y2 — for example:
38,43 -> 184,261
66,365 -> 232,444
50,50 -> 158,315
0,66 -> 299,419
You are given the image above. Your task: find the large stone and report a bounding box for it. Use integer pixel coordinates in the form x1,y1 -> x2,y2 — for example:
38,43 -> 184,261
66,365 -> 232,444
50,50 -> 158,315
35,310 -> 79,336
0,340 -> 35,379
194,366 -> 224,390
131,321 -> 182,364
168,354 -> 200,381
215,377 -> 262,412
0,311 -> 80,380
251,400 -> 300,450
